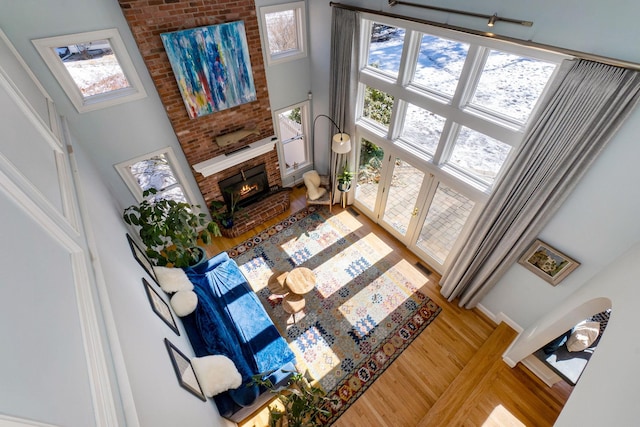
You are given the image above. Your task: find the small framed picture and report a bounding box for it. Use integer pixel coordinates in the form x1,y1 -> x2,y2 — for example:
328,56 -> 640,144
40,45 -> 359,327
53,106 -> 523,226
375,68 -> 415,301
143,278 -> 179,336
519,239 -> 580,286
127,233 -> 157,284
164,339 -> 206,401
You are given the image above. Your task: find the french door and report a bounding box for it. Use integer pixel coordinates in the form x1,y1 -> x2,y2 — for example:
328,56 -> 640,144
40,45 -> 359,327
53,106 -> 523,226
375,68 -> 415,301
354,139 -> 480,273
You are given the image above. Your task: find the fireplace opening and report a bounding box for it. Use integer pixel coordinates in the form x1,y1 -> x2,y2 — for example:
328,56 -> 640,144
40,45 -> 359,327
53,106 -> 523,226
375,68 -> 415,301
218,164 -> 270,210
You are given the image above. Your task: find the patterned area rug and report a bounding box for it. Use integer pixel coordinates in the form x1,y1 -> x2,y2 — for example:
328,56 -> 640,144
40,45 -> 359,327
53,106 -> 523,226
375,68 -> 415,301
228,206 -> 441,424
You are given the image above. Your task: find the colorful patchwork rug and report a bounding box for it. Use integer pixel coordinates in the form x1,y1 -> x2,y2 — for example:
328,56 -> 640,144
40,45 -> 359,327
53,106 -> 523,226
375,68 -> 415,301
228,206 -> 441,424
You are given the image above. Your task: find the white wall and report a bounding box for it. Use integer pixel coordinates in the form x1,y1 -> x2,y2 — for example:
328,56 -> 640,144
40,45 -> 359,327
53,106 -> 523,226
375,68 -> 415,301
0,28 -> 120,427
0,192 -> 96,427
73,139 -> 231,427
0,0 -> 206,212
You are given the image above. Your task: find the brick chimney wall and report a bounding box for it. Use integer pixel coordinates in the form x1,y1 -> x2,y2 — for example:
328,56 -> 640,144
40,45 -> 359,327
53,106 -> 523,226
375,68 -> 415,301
117,0 -> 280,207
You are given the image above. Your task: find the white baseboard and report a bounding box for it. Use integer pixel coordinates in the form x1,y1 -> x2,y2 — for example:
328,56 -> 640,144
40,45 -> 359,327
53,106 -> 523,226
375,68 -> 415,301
520,355 -> 562,387
476,304 -> 523,333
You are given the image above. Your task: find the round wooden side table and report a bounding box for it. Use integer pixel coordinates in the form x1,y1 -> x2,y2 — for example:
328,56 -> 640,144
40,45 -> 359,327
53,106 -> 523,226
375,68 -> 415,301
285,267 -> 316,295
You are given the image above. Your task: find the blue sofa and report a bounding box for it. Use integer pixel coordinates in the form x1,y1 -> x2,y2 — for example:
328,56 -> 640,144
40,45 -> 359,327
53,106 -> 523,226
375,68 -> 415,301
182,252 -> 297,421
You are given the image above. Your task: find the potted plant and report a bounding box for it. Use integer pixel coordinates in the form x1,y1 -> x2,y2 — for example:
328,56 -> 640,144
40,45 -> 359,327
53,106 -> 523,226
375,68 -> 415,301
123,188 -> 221,268
252,370 -> 335,427
210,190 -> 243,229
337,162 -> 354,192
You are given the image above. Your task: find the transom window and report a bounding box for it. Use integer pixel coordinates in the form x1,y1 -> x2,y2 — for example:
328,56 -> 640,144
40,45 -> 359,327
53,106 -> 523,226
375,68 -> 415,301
259,1 -> 307,66
33,29 -> 146,113
359,16 -> 566,190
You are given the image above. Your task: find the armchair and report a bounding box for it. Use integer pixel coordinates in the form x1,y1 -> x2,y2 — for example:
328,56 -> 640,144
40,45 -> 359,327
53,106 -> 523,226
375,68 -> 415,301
302,170 -> 332,212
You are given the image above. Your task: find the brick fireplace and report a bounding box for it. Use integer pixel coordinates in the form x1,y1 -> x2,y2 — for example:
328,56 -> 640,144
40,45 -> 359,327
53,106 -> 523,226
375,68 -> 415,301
117,0 -> 282,211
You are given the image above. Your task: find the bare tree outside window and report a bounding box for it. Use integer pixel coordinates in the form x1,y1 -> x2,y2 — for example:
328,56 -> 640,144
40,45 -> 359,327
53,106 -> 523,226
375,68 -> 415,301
260,2 -> 307,66
265,10 -> 299,55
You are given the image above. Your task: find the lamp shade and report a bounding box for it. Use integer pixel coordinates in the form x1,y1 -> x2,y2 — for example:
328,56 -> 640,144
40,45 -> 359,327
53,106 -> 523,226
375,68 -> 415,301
331,133 -> 352,154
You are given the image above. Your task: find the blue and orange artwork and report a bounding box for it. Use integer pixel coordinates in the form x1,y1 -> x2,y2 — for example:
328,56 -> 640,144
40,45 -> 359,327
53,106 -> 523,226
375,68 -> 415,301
161,21 -> 257,119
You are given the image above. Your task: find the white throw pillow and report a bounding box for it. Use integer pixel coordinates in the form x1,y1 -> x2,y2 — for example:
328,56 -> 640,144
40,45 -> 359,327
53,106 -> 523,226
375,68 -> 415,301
566,321 -> 600,352
170,290 -> 198,317
153,266 -> 193,293
191,355 -> 242,397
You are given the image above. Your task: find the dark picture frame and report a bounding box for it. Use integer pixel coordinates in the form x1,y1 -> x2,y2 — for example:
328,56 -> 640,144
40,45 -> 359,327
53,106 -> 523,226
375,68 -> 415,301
126,233 -> 157,284
519,239 -> 580,286
164,338 -> 206,401
143,278 -> 179,336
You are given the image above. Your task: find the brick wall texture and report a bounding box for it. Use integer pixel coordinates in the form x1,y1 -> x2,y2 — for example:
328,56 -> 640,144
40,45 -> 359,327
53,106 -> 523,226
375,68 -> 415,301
118,0 -> 280,208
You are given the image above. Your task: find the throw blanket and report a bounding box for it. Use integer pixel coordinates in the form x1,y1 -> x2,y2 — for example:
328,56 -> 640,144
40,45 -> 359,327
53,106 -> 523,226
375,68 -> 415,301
186,253 -> 295,381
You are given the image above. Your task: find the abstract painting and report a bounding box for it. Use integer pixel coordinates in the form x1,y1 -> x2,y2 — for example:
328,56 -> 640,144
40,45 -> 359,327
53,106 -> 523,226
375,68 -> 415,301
161,21 -> 257,119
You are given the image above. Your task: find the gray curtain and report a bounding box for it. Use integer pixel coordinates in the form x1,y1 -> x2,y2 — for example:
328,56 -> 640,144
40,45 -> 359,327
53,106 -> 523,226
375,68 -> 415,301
329,7 -> 359,204
440,59 -> 640,308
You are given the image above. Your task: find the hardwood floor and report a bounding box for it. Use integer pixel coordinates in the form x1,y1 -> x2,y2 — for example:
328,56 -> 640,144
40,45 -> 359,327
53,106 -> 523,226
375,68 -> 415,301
206,186 -> 572,427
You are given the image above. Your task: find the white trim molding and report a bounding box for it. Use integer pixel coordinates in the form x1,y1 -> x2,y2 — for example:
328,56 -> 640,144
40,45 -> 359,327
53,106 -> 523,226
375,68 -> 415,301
0,414 -> 60,427
193,136 -> 277,177
32,28 -> 146,113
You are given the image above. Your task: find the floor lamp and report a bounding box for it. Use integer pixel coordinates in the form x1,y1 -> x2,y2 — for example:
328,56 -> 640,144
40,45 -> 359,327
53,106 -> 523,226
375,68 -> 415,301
311,114 -> 351,204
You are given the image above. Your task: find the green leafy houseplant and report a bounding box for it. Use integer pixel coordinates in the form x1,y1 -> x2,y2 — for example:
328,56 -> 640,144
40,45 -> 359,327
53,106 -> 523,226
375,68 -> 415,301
252,370 -> 335,427
337,163 -> 354,191
210,190 -> 243,229
123,188 -> 221,267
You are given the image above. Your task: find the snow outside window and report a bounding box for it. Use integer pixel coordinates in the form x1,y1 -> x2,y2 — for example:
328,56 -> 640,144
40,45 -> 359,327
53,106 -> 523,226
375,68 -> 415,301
33,29 -> 146,113
115,147 -> 197,206
358,16 -> 568,192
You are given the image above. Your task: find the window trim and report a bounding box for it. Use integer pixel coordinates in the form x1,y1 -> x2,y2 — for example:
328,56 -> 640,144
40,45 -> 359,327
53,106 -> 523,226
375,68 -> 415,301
274,100 -> 312,178
259,1 -> 308,66
357,15 -> 568,192
115,147 -> 199,207
32,28 -> 146,113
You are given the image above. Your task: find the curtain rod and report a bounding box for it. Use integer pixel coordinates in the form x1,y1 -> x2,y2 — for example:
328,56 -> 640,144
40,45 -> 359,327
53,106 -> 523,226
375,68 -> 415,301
389,1 -> 533,27
329,2 -> 640,72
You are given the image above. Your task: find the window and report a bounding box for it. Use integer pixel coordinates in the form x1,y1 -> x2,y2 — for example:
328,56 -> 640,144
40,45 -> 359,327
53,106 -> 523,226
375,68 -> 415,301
358,18 -> 566,191
354,15 -> 569,271
275,101 -> 311,176
116,148 -> 197,206
33,29 -> 146,113
259,1 -> 307,66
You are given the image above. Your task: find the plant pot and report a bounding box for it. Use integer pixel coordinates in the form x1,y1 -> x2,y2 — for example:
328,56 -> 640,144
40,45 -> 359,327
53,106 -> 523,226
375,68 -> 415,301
337,182 -> 351,192
220,217 -> 234,229
190,246 -> 208,268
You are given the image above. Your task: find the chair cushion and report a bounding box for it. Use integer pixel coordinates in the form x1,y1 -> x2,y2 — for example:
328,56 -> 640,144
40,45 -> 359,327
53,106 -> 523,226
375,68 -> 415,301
303,170 -> 327,201
566,321 -> 600,352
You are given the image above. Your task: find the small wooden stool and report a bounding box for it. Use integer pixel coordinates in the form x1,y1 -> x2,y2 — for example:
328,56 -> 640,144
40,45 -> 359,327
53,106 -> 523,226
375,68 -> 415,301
282,294 -> 305,323
267,271 -> 289,295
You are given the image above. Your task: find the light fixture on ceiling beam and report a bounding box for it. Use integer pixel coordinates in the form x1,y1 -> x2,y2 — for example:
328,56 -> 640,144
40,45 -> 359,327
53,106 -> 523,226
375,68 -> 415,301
388,1 -> 534,28
487,13 -> 498,27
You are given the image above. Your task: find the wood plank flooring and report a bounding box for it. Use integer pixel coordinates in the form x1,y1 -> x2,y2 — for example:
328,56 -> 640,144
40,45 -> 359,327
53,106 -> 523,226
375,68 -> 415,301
205,186 -> 572,427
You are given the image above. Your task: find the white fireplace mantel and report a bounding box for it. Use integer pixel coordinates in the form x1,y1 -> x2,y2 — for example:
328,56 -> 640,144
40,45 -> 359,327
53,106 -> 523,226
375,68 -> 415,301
192,136 -> 277,177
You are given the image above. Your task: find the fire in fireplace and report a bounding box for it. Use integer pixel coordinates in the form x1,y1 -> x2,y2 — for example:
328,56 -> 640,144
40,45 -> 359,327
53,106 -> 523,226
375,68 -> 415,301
218,164 -> 270,210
